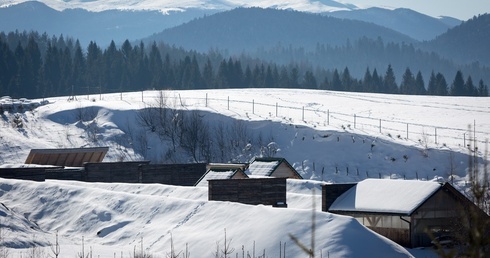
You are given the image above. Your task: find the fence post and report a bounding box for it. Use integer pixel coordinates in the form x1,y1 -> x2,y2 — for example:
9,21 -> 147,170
227,96 -> 230,110
205,93 -> 208,107
406,123 -> 409,139
327,109 -> 329,125
252,99 -> 255,114
141,91 -> 144,102
379,119 -> 382,133
302,106 -> 305,121
276,102 -> 278,117
354,114 -> 356,129
435,127 -> 437,144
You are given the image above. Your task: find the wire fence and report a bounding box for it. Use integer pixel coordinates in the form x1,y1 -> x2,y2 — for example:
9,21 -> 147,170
2,91 -> 488,151
133,91 -> 488,150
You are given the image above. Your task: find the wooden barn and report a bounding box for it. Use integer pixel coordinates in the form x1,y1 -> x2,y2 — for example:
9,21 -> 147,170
246,157 -> 302,179
195,164 -> 249,187
323,179 -> 488,247
208,177 -> 287,207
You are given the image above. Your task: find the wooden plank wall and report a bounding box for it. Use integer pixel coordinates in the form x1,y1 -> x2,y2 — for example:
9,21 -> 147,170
208,178 -> 287,207
84,161 -> 150,183
142,163 -> 207,186
0,168 -> 47,181
45,168 -> 83,181
84,162 -> 207,186
1,162 -> 208,186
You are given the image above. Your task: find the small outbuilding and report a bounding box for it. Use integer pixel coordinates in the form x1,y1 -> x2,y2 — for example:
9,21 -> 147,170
323,179 -> 488,247
246,157 -> 302,179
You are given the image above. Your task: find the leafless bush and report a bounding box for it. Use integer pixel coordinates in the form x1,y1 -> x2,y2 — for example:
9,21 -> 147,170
75,104 -> 98,122
0,221 -> 10,258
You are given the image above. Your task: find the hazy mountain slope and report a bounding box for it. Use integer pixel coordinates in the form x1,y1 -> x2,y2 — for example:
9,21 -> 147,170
327,7 -> 461,41
0,1 -> 218,46
147,7 -> 415,53
424,13 -> 490,66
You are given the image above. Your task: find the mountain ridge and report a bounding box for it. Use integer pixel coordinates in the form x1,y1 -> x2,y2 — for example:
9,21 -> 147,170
146,7 -> 416,54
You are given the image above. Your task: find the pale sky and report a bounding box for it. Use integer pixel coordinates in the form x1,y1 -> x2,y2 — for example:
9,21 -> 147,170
345,0 -> 490,20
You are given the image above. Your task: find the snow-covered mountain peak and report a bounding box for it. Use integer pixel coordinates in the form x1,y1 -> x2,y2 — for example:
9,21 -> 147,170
0,0 -> 358,12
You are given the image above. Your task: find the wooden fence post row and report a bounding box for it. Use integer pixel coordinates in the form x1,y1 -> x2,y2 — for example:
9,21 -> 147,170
121,92 -> 482,149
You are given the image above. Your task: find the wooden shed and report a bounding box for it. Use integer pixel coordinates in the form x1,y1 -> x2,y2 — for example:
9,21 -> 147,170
208,177 -> 287,207
246,157 -> 302,179
324,179 -> 488,247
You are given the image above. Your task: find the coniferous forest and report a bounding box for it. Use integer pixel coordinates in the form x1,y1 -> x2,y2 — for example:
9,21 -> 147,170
0,31 -> 488,99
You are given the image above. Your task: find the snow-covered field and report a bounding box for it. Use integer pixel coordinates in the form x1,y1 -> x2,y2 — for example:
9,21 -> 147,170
1,88 -> 489,257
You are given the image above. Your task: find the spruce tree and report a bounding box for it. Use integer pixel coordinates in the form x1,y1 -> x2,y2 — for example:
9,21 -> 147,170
465,76 -> 476,96
415,71 -> 426,95
383,64 -> 398,94
427,71 -> 437,95
372,68 -> 382,93
362,67 -> 372,92
302,71 -> 317,89
450,70 -> 466,96
435,72 -> 448,96
400,67 -> 415,95
331,69 -> 342,91
478,79 -> 489,96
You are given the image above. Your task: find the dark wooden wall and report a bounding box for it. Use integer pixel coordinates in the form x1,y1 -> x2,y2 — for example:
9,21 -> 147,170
208,178 -> 287,207
84,162 -> 207,186
0,167 -> 49,181
2,162 -> 207,186
84,161 -> 149,183
322,183 -> 356,211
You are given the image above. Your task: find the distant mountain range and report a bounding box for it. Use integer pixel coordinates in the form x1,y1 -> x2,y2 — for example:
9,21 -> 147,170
1,1 -> 488,82
0,1 -> 219,46
326,7 -> 461,41
146,7 -> 415,53
424,13 -> 490,66
0,0 -> 357,13
0,1 -> 461,46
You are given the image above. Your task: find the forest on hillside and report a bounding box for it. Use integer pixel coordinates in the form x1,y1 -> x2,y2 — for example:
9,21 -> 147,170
0,31 -> 488,99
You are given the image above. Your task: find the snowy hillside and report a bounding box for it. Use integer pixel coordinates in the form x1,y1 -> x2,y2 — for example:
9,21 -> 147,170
0,178 -> 415,257
1,89 -> 488,183
0,88 -> 489,257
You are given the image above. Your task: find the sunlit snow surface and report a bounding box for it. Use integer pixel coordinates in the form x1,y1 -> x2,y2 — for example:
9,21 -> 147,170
1,88 -> 488,257
329,178 -> 441,214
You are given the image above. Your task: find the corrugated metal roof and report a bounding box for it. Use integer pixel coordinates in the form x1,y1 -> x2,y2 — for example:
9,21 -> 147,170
25,147 -> 108,167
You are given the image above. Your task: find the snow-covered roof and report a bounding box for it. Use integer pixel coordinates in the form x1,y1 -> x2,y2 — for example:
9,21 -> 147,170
195,169 -> 239,187
246,160 -> 279,177
329,179 -> 442,215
